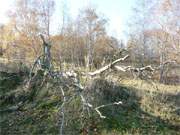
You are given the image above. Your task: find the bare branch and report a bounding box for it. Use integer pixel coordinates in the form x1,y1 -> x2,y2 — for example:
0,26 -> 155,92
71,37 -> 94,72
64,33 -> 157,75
88,55 -> 129,76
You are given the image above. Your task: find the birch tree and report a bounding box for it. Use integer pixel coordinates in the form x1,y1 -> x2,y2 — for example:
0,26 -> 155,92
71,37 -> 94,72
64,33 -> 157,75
78,7 -> 107,69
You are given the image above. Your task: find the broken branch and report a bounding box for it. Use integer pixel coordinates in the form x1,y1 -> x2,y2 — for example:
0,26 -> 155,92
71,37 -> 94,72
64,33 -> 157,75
88,55 -> 129,76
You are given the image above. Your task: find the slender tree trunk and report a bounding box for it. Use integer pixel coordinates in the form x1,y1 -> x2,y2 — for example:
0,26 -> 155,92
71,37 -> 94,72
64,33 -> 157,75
159,52 -> 165,83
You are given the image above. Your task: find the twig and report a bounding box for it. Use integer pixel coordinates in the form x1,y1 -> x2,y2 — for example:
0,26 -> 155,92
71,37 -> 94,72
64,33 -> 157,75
59,86 -> 66,135
94,101 -> 123,119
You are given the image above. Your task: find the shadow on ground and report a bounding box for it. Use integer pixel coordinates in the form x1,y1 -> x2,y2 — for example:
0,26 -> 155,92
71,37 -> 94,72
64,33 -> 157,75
85,79 -> 180,135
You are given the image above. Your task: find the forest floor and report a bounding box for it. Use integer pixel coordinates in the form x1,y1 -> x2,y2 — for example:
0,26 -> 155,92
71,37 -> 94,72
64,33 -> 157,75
0,71 -> 180,135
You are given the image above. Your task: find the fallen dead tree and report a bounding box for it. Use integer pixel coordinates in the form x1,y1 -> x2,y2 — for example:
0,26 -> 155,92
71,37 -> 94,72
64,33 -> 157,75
18,35 -> 177,135
23,36 -> 128,135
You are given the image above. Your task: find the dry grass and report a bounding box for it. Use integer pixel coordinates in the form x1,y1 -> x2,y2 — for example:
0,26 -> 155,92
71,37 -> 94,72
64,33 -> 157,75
117,79 -> 180,134
120,79 -> 180,94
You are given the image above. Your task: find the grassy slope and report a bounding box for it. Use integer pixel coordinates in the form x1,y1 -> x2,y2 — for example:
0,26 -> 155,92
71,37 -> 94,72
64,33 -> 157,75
118,79 -> 180,135
0,72 -> 180,135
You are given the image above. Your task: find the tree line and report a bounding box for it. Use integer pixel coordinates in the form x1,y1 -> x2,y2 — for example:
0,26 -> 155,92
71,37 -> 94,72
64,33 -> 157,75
0,0 -> 179,83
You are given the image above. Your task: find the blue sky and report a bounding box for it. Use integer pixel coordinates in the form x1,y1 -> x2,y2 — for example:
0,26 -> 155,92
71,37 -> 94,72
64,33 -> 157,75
0,0 -> 136,40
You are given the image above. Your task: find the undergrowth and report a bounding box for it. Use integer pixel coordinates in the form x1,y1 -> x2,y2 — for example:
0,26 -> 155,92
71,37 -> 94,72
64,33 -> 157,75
0,72 -> 180,135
